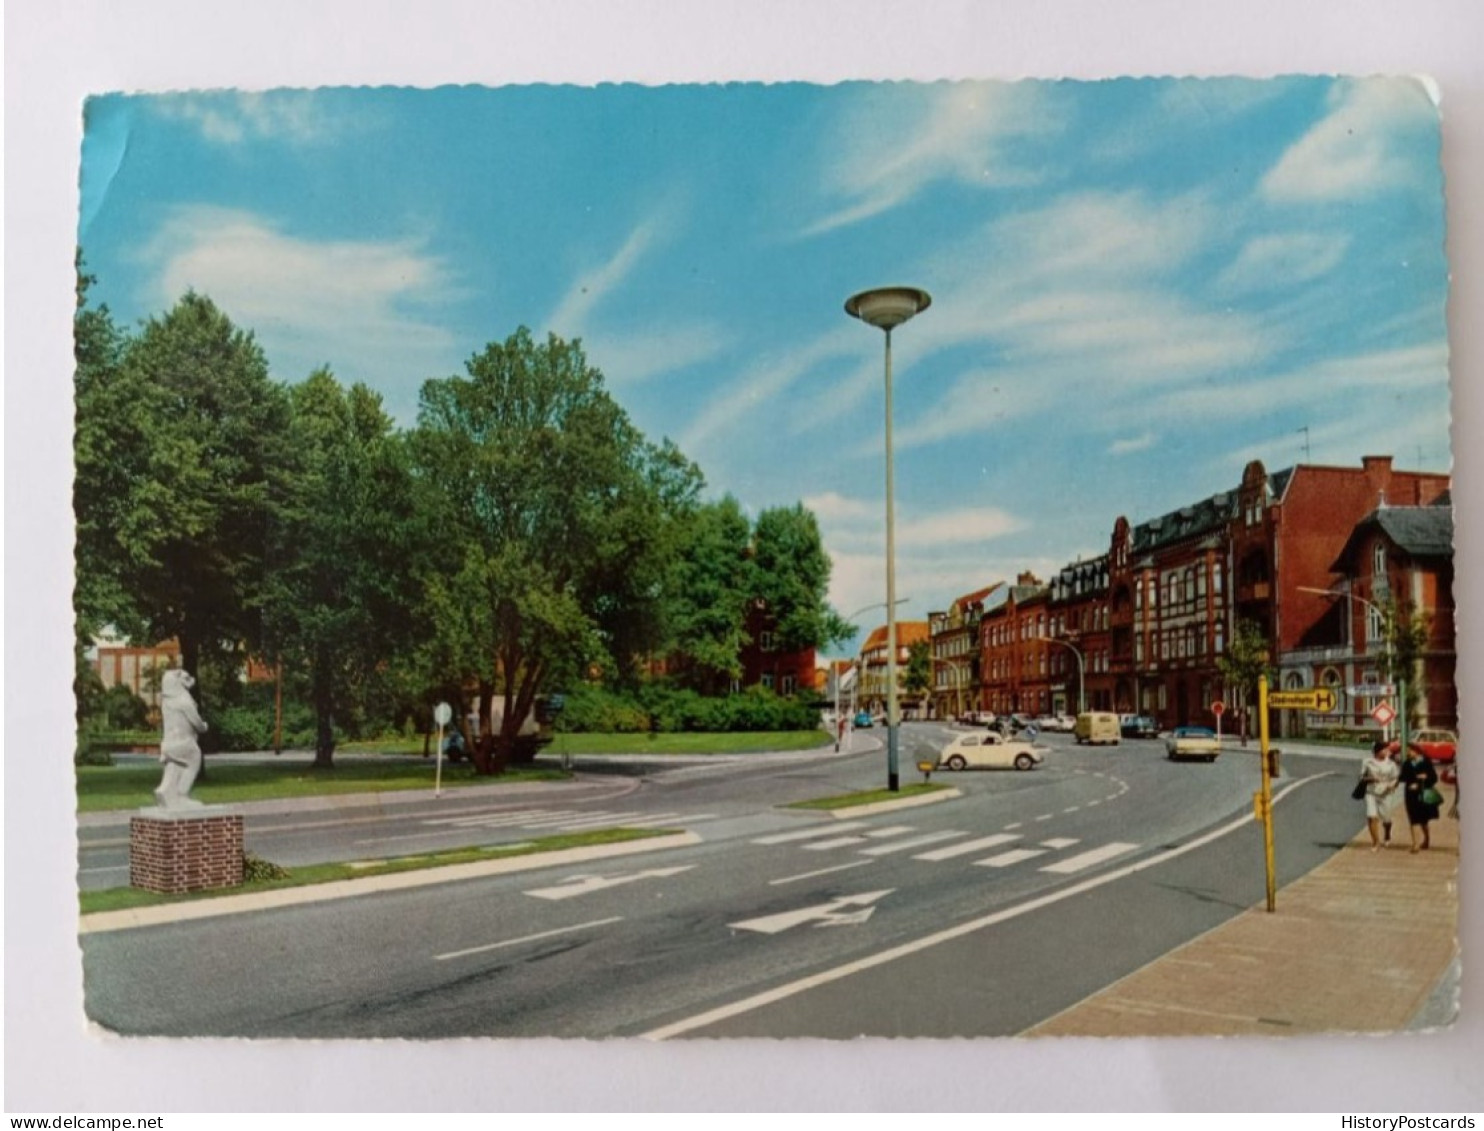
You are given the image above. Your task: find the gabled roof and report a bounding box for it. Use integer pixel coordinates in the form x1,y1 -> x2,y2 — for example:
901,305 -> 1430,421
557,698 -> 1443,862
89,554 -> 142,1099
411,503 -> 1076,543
862,621 -> 930,652
952,583 -> 1002,613
1330,506 -> 1455,571
1130,489 -> 1238,555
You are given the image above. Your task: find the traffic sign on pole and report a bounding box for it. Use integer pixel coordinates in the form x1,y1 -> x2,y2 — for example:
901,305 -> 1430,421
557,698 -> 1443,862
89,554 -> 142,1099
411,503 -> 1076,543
1267,687 -> 1340,712
1371,702 -> 1396,727
1211,700 -> 1225,717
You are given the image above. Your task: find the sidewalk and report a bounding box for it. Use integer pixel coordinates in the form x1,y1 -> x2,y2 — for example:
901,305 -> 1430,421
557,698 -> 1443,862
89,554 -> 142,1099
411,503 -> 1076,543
1026,781 -> 1461,1036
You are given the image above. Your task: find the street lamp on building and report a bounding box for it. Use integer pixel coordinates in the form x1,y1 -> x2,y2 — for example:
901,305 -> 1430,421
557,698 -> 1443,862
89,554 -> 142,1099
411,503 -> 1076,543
1044,637 -> 1087,716
846,287 -> 932,791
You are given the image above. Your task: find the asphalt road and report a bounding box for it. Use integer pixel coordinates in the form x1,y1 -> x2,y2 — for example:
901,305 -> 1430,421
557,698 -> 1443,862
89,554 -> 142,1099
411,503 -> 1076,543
79,726 -> 1362,1039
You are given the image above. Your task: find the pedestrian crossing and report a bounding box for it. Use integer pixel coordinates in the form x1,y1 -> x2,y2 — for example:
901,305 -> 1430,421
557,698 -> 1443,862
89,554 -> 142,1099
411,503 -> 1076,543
751,821 -> 1138,875
419,806 -> 721,834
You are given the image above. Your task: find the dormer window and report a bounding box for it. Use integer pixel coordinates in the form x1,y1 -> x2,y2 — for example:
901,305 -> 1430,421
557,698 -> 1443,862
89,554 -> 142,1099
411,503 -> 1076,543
1372,541 -> 1386,579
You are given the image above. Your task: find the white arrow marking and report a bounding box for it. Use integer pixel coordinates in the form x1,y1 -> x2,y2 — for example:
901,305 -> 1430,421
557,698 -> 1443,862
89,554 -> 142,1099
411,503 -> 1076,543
730,890 -> 894,935
524,865 -> 695,901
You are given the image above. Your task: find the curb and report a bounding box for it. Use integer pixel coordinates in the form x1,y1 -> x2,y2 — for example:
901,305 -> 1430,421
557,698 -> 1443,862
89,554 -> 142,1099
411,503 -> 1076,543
825,788 -> 962,819
79,830 -> 702,934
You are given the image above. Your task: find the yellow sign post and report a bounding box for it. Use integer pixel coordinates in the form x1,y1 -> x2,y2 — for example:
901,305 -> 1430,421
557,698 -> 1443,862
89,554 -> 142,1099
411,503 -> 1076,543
1267,687 -> 1340,712
1258,675 -> 1277,911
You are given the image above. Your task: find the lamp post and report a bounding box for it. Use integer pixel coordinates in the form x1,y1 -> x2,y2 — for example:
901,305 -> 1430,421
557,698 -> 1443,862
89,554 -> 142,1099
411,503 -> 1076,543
1045,637 -> 1087,716
846,286 -> 932,791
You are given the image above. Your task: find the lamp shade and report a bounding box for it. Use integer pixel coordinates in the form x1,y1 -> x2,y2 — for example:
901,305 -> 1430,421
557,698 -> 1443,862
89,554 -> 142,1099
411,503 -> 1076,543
845,286 -> 932,330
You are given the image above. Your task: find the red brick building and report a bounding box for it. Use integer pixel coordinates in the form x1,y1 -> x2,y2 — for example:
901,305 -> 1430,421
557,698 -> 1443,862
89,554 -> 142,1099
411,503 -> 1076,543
738,599 -> 817,697
979,573 -> 1053,718
1047,555 -> 1112,714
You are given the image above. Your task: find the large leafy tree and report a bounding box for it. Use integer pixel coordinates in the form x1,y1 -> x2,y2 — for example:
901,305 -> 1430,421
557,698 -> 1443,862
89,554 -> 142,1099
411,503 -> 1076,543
664,496 -> 755,694
262,370 -> 424,767
84,292 -> 291,688
751,503 -> 853,654
411,328 -> 700,763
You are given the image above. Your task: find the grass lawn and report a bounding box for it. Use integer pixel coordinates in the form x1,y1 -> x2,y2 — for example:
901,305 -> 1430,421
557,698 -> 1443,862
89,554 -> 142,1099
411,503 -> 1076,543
547,730 -> 831,755
75,758 -> 568,812
786,782 -> 952,811
79,826 -> 676,914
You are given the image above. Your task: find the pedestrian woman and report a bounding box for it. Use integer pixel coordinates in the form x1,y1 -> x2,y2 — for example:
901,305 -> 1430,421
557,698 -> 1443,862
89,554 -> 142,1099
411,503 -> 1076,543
1360,739 -> 1400,851
1399,742 -> 1442,852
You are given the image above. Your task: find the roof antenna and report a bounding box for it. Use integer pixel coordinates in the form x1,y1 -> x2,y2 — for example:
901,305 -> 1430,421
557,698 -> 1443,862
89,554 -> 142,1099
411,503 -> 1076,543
1298,426 -> 1311,463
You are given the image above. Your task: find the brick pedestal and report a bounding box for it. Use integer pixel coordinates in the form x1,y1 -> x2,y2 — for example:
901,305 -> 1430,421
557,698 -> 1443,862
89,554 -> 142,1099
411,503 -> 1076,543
130,809 -> 245,894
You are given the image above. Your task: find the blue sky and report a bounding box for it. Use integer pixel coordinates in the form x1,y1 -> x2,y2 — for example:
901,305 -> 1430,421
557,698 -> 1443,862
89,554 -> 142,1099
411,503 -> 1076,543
77,77 -> 1451,653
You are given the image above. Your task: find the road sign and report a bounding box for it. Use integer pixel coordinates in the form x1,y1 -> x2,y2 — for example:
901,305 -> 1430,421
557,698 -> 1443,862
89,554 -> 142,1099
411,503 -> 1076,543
1371,702 -> 1396,727
1211,700 -> 1225,717
1349,684 -> 1396,699
433,701 -> 453,726
1267,687 -> 1340,712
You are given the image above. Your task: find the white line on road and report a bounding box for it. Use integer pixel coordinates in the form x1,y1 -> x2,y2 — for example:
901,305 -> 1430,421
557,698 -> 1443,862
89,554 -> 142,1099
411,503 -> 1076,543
863,825 -> 917,838
1004,822 -> 1023,830
640,774 -> 1327,1040
804,836 -> 870,850
912,834 -> 1021,861
1041,838 -> 1080,849
434,916 -> 623,961
857,831 -> 966,856
1040,842 -> 1138,874
976,848 -> 1046,868
1034,814 -> 1054,822
753,822 -> 869,845
1061,806 -> 1082,814
769,860 -> 874,885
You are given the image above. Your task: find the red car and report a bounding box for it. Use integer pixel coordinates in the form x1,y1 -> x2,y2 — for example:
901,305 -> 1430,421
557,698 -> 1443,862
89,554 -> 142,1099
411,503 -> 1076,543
1410,728 -> 1457,764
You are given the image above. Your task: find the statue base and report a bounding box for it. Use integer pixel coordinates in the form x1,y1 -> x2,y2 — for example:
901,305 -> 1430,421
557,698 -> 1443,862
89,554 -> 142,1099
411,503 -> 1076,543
129,807 -> 245,894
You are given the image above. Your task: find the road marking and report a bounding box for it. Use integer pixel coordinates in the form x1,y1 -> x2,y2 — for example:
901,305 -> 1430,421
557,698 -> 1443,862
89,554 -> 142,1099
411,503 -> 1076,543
730,891 -> 894,935
1041,837 -> 1079,849
1085,800 -> 1102,807
524,865 -> 695,901
753,822 -> 869,845
424,809 -> 573,827
1040,842 -> 1138,873
434,916 -> 623,961
857,831 -> 965,856
1034,813 -> 1054,822
863,825 -> 916,838
913,833 -> 1020,861
1061,806 -> 1082,814
977,848 -> 1046,868
1004,822 -> 1023,830
770,860 -> 874,885
641,774 -> 1328,1040
804,836 -> 870,850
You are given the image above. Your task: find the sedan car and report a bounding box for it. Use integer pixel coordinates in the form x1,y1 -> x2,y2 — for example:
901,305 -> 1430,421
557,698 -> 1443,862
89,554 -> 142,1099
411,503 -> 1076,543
853,711 -> 874,729
1410,729 -> 1457,764
1120,714 -> 1160,739
1165,725 -> 1221,762
936,731 -> 1044,771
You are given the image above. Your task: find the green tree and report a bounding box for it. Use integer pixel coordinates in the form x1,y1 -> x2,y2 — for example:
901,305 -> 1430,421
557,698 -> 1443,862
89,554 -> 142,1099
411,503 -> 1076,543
751,504 -> 853,654
87,292 -> 291,689
411,328 -> 701,765
904,638 -> 933,705
1217,618 -> 1273,744
262,370 -> 424,767
664,496 -> 754,694
1377,597 -> 1431,729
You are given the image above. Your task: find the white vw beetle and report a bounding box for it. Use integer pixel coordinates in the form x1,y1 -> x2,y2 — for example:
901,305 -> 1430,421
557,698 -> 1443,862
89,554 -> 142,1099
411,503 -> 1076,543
936,731 -> 1045,772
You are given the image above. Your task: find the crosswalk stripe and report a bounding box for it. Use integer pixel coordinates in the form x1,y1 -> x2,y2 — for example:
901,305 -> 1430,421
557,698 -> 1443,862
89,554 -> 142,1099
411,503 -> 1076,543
1040,842 -> 1138,874
804,835 -> 871,850
1041,837 -> 1079,849
857,831 -> 966,856
753,821 -> 869,845
976,848 -> 1047,868
426,809 -> 569,827
913,833 -> 1021,861
534,811 -> 680,829
863,825 -> 917,838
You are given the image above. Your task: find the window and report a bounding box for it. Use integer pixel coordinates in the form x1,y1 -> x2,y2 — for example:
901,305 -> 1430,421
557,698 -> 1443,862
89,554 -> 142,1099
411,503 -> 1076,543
1367,604 -> 1383,645
1372,541 -> 1387,579
781,675 -> 796,695
1213,562 -> 1224,595
1214,622 -> 1225,654
759,631 -> 776,652
761,673 -> 774,690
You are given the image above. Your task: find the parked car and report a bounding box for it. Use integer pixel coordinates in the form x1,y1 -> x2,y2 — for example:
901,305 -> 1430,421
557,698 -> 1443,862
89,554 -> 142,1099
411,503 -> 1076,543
1166,725 -> 1221,762
1074,711 -> 1121,745
1120,714 -> 1160,739
936,731 -> 1044,772
957,709 -> 998,727
1034,714 -> 1076,733
853,710 -> 874,729
1410,728 -> 1457,764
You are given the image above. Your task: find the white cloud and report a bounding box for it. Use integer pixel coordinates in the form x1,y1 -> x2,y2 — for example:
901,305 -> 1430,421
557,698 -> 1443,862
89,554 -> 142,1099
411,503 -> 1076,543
1262,78 -> 1437,203
1215,232 -> 1351,296
547,219 -> 661,336
804,82 -> 1061,235
151,91 -> 348,146
1108,432 -> 1156,456
580,323 -> 730,387
140,206 -> 460,414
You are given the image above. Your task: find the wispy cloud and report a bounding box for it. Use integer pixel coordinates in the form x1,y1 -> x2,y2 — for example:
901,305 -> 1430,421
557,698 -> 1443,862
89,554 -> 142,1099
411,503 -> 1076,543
1215,232 -> 1351,296
1261,77 -> 1438,203
581,323 -> 730,387
1108,432 -> 1156,456
803,82 -> 1062,236
139,206 -> 460,414
150,91 -> 352,146
547,218 -> 662,336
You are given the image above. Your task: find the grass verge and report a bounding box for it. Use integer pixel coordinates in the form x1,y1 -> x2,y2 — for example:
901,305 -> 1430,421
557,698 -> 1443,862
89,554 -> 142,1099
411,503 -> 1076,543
547,730 -> 830,756
79,827 -> 676,914
75,759 -> 568,813
786,783 -> 952,811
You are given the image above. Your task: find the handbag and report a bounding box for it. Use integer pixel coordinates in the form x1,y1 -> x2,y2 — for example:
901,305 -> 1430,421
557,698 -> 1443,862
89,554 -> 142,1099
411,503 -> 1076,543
1352,778 -> 1368,801
1421,787 -> 1443,807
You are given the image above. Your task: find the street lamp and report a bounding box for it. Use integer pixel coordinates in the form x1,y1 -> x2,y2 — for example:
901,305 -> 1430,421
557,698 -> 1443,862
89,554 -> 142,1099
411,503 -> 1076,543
1045,637 -> 1086,716
846,286 -> 932,791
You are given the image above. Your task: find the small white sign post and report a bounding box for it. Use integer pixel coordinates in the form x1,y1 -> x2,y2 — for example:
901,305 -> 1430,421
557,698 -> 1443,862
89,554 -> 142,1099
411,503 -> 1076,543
433,701 -> 453,798
1212,699 -> 1225,745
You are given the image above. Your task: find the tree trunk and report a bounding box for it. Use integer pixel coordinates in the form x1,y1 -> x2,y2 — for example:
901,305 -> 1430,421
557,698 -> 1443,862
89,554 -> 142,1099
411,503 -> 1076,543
312,667 -> 335,768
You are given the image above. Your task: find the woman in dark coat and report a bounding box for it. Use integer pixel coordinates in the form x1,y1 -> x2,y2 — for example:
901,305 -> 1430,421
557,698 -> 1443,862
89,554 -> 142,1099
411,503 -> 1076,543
1399,744 -> 1441,852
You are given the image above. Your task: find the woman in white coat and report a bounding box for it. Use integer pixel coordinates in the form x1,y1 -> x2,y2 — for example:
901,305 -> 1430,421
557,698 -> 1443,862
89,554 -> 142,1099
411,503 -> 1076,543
1360,739 -> 1400,851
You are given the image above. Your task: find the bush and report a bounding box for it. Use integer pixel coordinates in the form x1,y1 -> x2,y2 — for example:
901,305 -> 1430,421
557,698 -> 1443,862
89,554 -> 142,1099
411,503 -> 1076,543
557,682 -> 818,734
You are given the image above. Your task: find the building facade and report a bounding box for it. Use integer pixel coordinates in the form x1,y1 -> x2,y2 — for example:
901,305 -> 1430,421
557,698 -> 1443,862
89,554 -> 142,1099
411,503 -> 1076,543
929,584 -> 1000,719
859,621 -> 930,720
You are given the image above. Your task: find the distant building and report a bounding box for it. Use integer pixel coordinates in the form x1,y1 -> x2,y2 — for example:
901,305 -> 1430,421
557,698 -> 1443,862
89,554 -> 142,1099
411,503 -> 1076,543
979,573 -> 1052,718
928,584 -> 1000,719
858,621 -> 930,719
737,599 -> 816,697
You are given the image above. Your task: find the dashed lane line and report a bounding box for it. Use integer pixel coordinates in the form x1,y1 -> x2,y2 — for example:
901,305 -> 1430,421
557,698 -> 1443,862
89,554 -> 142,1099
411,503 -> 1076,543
769,860 -> 875,886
